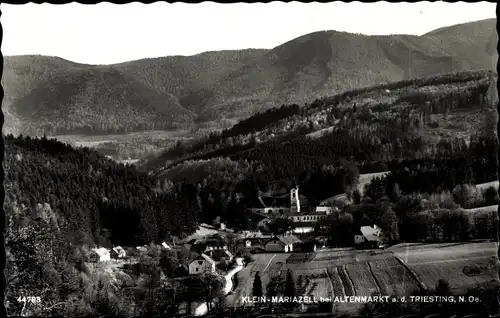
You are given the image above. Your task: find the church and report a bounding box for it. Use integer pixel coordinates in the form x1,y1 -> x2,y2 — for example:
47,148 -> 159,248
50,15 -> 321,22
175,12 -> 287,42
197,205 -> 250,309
247,186 -> 338,233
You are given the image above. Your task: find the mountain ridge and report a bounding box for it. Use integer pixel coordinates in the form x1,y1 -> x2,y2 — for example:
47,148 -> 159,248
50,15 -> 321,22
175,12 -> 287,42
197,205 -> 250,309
2,18 -> 497,135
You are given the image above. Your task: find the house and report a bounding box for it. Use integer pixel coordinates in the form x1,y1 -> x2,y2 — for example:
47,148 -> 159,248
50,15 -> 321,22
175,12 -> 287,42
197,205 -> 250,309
292,222 -> 316,234
288,211 -> 328,223
110,246 -> 126,260
315,206 -> 338,215
355,225 -> 382,248
237,231 -> 271,248
189,254 -> 216,275
265,235 -> 302,253
136,245 -> 148,253
89,247 -> 111,262
204,236 -> 227,251
354,233 -> 366,245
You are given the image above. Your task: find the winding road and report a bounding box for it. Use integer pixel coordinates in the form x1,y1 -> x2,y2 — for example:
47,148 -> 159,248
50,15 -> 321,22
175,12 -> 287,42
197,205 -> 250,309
194,258 -> 244,316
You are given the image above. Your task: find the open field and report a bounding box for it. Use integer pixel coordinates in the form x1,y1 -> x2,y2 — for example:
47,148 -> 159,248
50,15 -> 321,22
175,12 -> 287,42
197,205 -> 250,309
181,224 -> 221,243
231,241 -> 499,314
368,257 -> 421,296
390,241 -> 498,293
345,261 -> 380,296
466,204 -> 498,213
51,129 -> 195,161
476,180 -> 499,190
52,129 -> 193,144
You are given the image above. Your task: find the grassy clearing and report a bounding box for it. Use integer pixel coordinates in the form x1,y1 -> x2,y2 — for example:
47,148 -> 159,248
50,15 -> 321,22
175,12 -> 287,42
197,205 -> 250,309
51,129 -> 195,161
181,225 -> 220,243
476,180 -> 499,190
466,204 -> 498,213
320,171 -> 390,205
391,241 -> 498,294
391,241 -> 496,264
52,129 -> 192,144
407,257 -> 498,294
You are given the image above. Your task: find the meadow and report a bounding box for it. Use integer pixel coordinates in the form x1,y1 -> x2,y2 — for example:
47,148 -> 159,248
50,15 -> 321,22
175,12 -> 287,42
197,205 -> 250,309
231,241 -> 498,314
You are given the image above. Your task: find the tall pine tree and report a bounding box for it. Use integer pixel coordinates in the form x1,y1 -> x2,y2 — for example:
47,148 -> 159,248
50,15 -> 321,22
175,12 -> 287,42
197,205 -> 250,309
252,272 -> 263,298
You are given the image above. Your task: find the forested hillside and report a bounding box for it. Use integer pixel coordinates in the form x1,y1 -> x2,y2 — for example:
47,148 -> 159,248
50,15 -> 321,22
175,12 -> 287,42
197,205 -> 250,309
3,18 -> 496,136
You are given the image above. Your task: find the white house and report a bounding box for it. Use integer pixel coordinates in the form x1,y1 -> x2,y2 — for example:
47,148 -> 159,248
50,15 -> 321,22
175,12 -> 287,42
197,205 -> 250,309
110,246 -> 126,259
355,225 -> 382,247
89,247 -> 111,262
189,254 -> 216,275
354,233 -> 365,245
265,235 -> 302,253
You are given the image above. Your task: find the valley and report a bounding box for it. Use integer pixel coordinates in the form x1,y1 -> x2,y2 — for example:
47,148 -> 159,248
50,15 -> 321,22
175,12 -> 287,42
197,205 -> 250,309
2,15 -> 499,318
2,18 -> 497,139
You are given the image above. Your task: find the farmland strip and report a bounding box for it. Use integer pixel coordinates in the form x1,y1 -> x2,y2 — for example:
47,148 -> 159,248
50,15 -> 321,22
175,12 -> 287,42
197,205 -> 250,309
394,256 -> 428,293
346,262 -> 379,296
328,267 -> 346,298
338,265 -> 355,296
367,261 -> 383,295
344,265 -> 356,296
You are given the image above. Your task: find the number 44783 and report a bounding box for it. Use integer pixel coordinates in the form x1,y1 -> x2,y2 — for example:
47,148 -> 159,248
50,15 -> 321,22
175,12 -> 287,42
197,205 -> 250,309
17,296 -> 41,303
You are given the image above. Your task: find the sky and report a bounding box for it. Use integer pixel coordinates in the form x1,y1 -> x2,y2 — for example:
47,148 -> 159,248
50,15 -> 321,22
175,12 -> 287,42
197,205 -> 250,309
1,1 -> 497,65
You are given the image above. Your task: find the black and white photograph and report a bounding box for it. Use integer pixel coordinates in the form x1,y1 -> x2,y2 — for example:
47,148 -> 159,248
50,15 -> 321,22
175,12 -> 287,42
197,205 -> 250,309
1,2 -> 499,318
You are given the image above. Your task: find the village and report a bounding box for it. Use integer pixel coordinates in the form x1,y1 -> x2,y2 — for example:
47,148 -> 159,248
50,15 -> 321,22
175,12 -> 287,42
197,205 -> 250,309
86,186 -> 385,275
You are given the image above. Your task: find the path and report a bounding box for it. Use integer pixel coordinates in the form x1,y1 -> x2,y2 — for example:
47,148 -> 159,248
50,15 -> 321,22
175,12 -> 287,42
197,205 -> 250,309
194,258 -> 244,316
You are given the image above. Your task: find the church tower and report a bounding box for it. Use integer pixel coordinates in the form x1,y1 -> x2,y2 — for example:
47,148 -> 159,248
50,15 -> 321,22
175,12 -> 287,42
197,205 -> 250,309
290,186 -> 301,213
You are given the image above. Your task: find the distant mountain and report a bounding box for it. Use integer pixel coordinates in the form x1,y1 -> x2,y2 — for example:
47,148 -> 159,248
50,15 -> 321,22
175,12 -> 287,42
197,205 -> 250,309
2,18 -> 496,136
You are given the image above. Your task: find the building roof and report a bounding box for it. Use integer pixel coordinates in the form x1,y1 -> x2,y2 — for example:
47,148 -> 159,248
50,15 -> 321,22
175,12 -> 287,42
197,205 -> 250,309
161,242 -> 171,249
196,253 -> 216,265
360,226 -> 381,242
238,231 -> 271,239
268,235 -> 302,246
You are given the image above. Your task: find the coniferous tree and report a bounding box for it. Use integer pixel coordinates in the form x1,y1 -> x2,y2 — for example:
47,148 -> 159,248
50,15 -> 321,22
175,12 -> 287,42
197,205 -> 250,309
252,272 -> 263,298
284,269 -> 296,298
